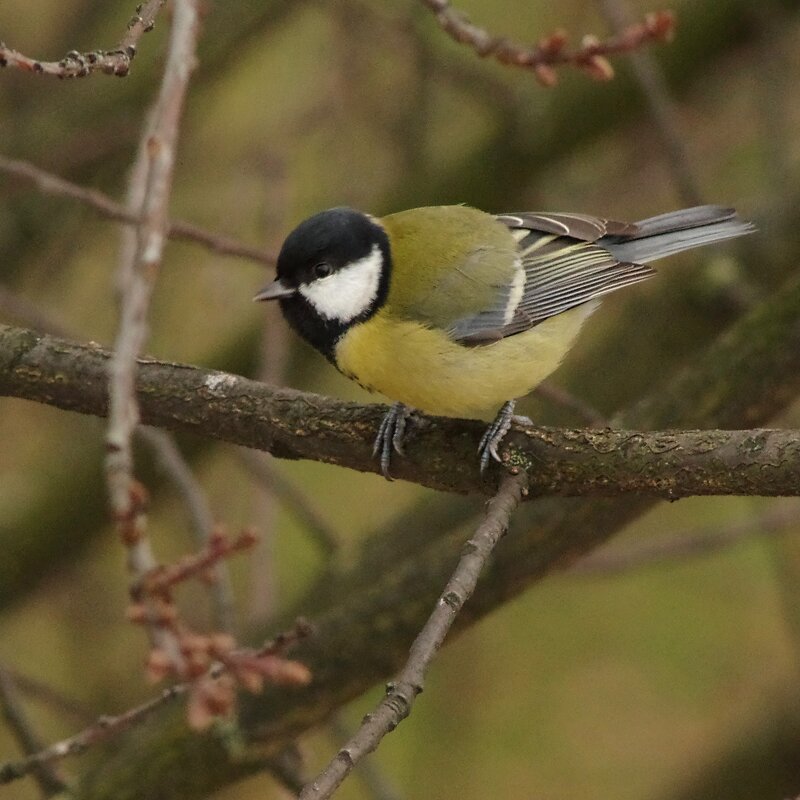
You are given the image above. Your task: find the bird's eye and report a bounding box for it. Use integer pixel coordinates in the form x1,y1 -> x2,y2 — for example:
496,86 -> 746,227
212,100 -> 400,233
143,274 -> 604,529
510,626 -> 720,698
313,262 -> 332,279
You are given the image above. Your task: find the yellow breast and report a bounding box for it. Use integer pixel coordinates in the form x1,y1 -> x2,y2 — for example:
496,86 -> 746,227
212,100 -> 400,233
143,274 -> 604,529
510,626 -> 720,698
334,303 -> 597,418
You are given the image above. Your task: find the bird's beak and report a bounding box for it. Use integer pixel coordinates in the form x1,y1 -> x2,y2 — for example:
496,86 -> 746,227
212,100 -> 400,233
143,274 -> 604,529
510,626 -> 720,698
253,279 -> 296,302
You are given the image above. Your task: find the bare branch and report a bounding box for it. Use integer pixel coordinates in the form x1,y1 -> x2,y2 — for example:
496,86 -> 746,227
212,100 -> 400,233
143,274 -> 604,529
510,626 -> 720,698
3,322 -> 800,499
133,528 -> 257,598
0,684 -> 186,787
571,502 -> 800,576
247,308 -> 293,622
0,0 -> 166,79
327,714 -> 405,800
139,427 -> 238,633
300,472 -> 528,799
237,450 -> 341,557
0,284 -> 72,338
419,1 -> 674,86
0,623 -> 311,787
0,284 -> 239,632
0,667 -> 67,796
595,0 -> 702,205
533,382 -> 607,426
0,282 -> 241,639
0,668 -> 93,724
0,155 -> 276,265
105,0 -> 199,672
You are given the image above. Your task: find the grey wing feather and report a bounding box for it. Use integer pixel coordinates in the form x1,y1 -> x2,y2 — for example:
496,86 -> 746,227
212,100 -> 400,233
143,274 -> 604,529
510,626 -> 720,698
600,205 -> 754,264
498,233 -> 654,336
497,211 -> 637,242
451,206 -> 753,345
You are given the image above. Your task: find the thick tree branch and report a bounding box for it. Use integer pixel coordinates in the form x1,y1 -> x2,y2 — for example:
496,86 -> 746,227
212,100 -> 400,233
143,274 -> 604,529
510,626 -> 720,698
1,323 -> 799,499
0,3 -> 792,793
0,283 -> 240,629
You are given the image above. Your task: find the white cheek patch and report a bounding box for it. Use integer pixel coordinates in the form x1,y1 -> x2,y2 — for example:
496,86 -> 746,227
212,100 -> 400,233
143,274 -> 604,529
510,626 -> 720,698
299,244 -> 383,323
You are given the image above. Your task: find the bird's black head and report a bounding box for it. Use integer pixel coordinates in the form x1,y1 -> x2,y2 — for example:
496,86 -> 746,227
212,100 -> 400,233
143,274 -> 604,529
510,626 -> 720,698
254,207 -> 392,361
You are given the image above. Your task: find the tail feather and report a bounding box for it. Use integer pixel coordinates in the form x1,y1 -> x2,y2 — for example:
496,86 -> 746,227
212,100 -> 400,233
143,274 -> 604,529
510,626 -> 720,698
601,205 -> 754,264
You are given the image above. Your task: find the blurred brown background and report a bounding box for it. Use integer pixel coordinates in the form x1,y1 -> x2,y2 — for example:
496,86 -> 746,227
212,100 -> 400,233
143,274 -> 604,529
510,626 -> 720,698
1,0 -> 800,798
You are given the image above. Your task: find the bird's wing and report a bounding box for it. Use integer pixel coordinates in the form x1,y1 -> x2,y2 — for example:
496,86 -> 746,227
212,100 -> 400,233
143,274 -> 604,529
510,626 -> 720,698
449,212 -> 655,343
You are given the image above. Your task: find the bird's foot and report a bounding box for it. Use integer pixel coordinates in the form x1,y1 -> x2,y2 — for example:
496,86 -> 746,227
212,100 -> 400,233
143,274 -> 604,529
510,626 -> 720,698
373,402 -> 412,480
478,400 -> 532,473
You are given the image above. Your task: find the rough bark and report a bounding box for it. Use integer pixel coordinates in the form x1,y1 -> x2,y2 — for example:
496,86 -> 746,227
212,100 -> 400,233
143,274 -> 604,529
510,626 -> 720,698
2,323 -> 800,499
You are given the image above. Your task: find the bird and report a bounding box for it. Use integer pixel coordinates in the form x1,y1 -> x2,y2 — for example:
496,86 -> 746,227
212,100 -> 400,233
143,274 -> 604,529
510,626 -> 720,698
254,204 -> 753,478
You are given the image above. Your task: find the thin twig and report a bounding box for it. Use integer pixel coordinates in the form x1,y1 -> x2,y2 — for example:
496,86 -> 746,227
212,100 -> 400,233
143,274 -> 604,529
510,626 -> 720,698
0,0 -> 166,79
299,472 -> 529,800
0,684 -> 187,786
0,155 -> 276,265
139,427 -> 238,634
534,382 -> 607,426
263,743 -> 309,795
754,5 -> 794,232
0,624 -> 311,786
0,668 -> 93,724
571,502 -> 800,576
419,0 -> 674,86
328,713 -> 405,800
134,528 -> 257,598
596,0 -> 702,206
0,668 -> 67,796
237,449 -> 341,558
105,0 -> 200,672
0,285 -> 72,338
247,304 -> 292,622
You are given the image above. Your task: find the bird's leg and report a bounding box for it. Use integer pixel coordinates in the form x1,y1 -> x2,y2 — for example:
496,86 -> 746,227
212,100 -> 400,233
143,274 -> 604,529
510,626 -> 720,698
478,400 -> 532,473
372,402 -> 412,480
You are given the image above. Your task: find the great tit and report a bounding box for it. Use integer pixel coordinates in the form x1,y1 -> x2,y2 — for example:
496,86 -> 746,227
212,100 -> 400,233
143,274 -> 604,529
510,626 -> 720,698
254,204 -> 752,477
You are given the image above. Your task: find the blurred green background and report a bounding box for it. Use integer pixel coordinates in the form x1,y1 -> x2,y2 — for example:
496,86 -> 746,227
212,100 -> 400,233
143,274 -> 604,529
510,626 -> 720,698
1,0 -> 800,798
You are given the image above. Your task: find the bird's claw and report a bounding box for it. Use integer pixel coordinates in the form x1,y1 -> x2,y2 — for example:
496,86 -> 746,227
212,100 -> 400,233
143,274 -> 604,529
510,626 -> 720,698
375,400 -> 530,478
373,402 -> 411,480
478,401 -> 532,473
